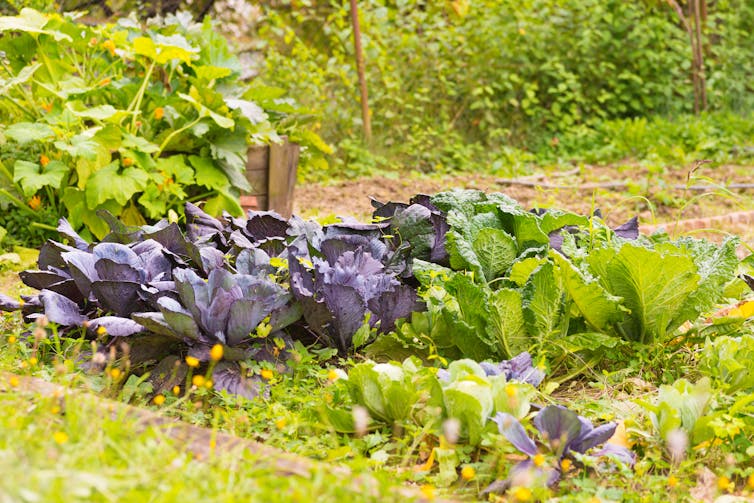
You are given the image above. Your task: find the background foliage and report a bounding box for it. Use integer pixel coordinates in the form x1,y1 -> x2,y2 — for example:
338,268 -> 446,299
257,0 -> 754,178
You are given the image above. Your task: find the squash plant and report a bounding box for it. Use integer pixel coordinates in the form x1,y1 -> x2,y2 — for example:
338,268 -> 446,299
0,9 -> 320,239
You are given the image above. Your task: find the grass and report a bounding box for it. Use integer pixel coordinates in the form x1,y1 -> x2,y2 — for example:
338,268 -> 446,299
0,380 -> 420,502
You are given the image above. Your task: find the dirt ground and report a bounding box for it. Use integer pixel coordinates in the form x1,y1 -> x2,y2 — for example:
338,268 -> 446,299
294,163 -> 754,249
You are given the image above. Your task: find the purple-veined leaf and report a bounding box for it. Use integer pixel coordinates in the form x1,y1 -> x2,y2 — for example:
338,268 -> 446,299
243,211 -> 289,242
226,299 -> 265,346
91,280 -> 143,317
88,316 -> 145,337
212,361 -> 262,400
57,218 -> 89,250
39,290 -> 86,326
592,442 -> 636,467
492,412 -> 538,457
613,216 -> 639,240
130,311 -> 184,340
0,293 -> 21,311
571,418 -> 617,453
157,296 -> 202,340
62,250 -> 98,297
132,239 -> 173,280
185,202 -> 225,242
533,405 -> 583,456
142,222 -> 189,257
367,284 -> 422,333
18,270 -> 69,290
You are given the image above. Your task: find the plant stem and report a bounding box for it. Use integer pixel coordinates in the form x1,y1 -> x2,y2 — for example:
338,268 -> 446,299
31,222 -> 59,231
128,61 -> 156,132
187,190 -> 216,202
156,117 -> 202,156
0,189 -> 36,215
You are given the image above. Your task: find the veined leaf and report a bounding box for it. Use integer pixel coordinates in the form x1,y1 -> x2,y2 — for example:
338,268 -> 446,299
552,251 -> 623,332
0,8 -> 71,41
0,62 -> 41,94
487,288 -> 527,358
5,122 -> 55,144
522,262 -> 563,344
13,159 -> 67,196
587,243 -> 699,343
85,162 -> 149,207
189,155 -> 228,189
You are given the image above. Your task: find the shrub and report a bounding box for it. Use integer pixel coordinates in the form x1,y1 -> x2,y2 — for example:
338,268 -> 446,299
0,9 -> 323,239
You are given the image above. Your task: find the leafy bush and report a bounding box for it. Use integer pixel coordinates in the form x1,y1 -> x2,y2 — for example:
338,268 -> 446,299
0,9 -> 323,240
259,0 -> 754,177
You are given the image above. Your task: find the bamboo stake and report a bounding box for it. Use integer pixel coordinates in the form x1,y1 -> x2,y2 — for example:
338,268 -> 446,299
693,0 -> 707,110
349,0 -> 372,143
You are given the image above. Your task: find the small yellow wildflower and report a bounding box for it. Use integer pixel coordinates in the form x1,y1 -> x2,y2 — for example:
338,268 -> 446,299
460,465 -> 475,480
51,405 -> 61,414
8,376 -> 19,388
748,473 -> 754,490
561,458 -> 573,471
327,369 -> 340,381
668,475 -> 679,488
153,394 -> 166,405
7,336 -> 16,344
172,385 -> 181,395
275,417 -> 287,430
39,154 -> 50,167
28,195 -> 42,210
96,326 -> 107,336
586,497 -> 601,503
718,475 -> 734,493
101,39 -> 115,55
204,380 -> 213,389
154,107 -> 164,120
260,369 -> 274,380
110,368 -> 121,379
256,322 -> 272,338
419,484 -> 435,501
122,157 -> 133,167
185,356 -> 200,368
41,102 -> 53,113
505,383 -> 518,398
210,344 -> 224,362
533,453 -> 546,467
192,375 -> 205,387
28,357 -> 38,366
512,486 -> 532,502
53,431 -> 68,444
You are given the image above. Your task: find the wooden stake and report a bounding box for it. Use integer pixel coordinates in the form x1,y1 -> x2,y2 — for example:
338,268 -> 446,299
349,0 -> 372,143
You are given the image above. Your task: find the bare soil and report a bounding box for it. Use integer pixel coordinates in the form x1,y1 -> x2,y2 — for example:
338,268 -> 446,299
294,164 -> 754,249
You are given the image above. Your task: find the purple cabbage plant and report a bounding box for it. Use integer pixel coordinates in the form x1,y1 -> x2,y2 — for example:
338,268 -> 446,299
483,405 -> 635,495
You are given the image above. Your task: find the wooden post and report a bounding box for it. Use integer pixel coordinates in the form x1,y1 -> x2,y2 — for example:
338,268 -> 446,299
267,140 -> 300,218
349,0 -> 372,143
241,137 -> 299,217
